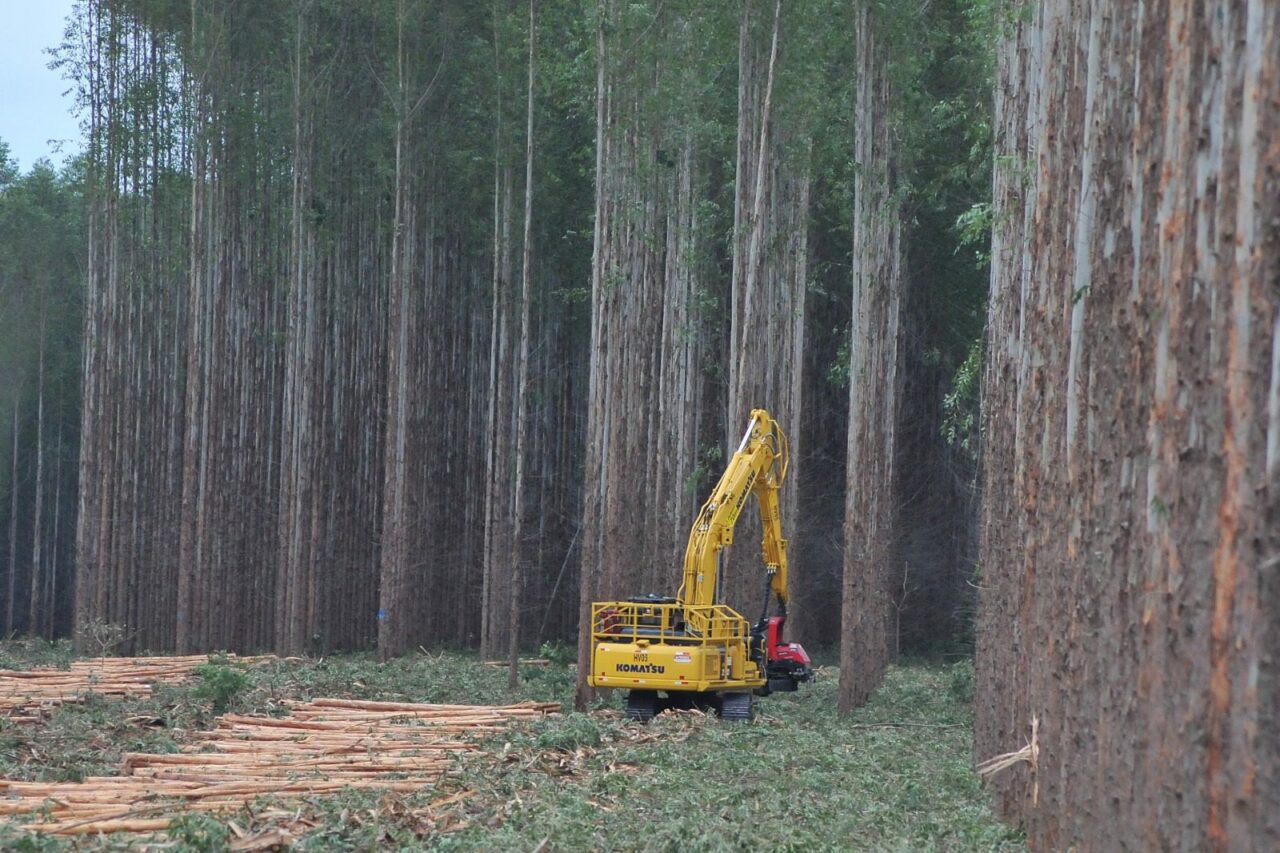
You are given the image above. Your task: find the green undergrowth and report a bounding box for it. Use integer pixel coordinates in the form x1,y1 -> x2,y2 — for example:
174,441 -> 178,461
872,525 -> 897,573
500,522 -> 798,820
245,650 -> 581,709
0,637 -> 77,671
0,642 -> 1021,851
419,660 -> 1021,852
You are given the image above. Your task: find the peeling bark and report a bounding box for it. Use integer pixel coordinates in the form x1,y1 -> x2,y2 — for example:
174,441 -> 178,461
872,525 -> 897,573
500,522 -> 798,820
977,1 -> 1280,847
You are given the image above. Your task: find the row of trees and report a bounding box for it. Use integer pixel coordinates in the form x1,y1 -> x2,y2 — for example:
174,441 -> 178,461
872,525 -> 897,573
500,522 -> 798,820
14,0 -> 1278,844
0,0 -> 995,747
0,146 -> 84,643
56,0 -> 994,679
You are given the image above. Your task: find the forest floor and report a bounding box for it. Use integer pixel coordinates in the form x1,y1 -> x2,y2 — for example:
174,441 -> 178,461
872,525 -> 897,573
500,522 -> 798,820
0,640 -> 1023,851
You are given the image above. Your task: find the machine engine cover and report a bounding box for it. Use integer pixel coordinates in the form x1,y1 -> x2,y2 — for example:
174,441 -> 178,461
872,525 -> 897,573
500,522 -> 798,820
590,641 -> 760,692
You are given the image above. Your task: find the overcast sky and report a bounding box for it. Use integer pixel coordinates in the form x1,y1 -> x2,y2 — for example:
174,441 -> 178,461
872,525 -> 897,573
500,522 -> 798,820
0,0 -> 82,172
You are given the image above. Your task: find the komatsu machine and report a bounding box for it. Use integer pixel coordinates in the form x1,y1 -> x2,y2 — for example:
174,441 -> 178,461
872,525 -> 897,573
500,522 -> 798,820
589,409 -> 812,721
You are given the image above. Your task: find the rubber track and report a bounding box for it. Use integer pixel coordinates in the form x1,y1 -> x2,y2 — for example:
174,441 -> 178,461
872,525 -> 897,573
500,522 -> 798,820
719,692 -> 752,721
626,691 -> 656,722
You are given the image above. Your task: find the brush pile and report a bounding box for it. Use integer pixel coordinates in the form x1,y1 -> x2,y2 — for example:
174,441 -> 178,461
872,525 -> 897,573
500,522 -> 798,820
0,698 -> 559,836
0,655 -> 275,722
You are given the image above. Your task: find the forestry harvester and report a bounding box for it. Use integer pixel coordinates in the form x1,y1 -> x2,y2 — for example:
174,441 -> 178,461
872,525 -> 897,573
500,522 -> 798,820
589,408 -> 812,721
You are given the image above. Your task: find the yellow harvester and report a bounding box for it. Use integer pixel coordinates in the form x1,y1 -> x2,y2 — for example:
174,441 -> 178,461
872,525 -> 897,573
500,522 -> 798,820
589,408 -> 812,721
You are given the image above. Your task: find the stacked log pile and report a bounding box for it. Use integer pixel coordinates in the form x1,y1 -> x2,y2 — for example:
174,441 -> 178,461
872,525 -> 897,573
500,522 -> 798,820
0,656 -> 275,721
0,698 -> 559,836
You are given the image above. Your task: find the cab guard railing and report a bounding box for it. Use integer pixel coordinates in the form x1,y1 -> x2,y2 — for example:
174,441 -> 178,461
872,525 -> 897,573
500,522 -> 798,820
591,601 -> 748,643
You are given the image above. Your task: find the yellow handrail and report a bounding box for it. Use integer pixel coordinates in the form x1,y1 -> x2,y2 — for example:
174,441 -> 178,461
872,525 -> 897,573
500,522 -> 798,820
592,601 -> 747,643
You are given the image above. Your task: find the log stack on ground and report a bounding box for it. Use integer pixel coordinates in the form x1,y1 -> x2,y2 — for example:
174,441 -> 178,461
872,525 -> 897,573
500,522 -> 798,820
482,658 -> 551,667
0,655 -> 276,722
0,698 -> 559,836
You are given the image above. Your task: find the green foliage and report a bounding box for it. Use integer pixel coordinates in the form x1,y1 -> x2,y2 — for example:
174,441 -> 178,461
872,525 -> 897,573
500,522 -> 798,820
0,638 -> 75,671
0,677 -> 204,784
73,620 -> 130,656
240,649 -> 576,710
537,640 -> 574,667
0,139 -> 18,186
956,200 -> 995,266
0,824 -> 69,853
192,658 -> 249,714
168,813 -> 230,852
949,658 -> 976,704
0,148 -> 86,640
942,339 -> 984,456
907,0 -> 997,351
519,711 -> 605,751
434,658 -> 1021,851
827,328 -> 851,389
684,442 -> 725,498
0,648 -> 1017,849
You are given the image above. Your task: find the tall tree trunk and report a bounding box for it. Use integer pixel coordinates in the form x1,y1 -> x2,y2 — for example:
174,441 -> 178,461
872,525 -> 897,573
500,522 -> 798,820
379,0 -> 413,660
482,157 -> 516,658
176,0 -> 207,653
576,0 -> 612,710
838,0 -> 904,713
726,0 -> 809,629
276,4 -> 315,655
47,421 -> 63,640
481,0 -> 505,662
575,0 -> 718,706
976,1 -> 1280,848
28,313 -> 46,635
730,0 -> 780,412
73,0 -> 104,648
6,395 -> 19,636
509,0 -> 537,688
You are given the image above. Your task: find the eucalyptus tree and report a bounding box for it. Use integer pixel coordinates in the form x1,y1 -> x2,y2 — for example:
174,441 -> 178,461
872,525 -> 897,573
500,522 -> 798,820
977,1 -> 1280,847
0,148 -> 85,640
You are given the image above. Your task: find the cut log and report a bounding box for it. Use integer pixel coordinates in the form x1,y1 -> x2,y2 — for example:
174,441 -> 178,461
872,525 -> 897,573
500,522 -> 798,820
1,693 -> 557,837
